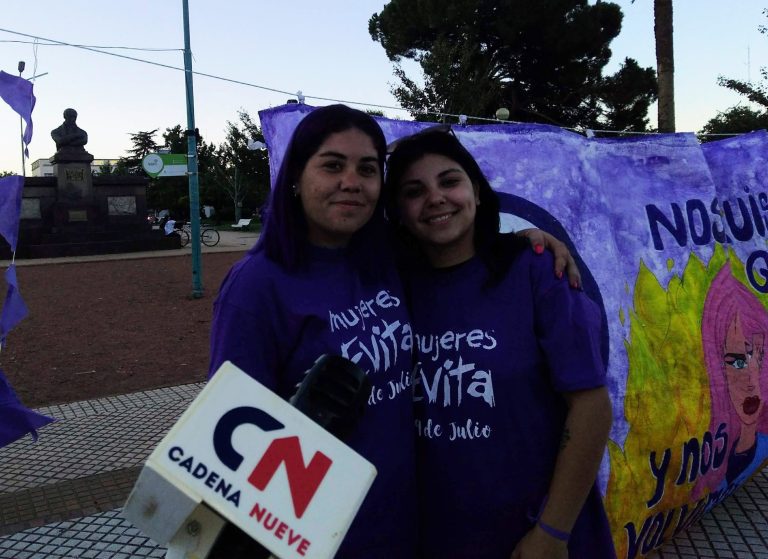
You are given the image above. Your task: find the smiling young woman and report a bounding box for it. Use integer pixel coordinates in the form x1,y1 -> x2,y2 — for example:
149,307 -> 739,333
395,152 -> 480,268
296,128 -> 381,248
385,130 -> 615,559
208,105 -> 417,558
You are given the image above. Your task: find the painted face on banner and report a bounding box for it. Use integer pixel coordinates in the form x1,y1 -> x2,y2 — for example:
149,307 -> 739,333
723,313 -> 765,426
297,128 -> 381,248
396,153 -> 480,267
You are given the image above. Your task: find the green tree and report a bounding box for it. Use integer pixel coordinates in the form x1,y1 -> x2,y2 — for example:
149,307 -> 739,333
0,170 -> 15,178
211,110 -> 270,222
162,125 -> 186,154
699,106 -> 768,141
717,8 -> 768,111
114,118 -> 270,221
115,125 -> 207,217
162,125 -> 221,217
95,161 -> 113,176
143,125 -> 217,219
699,8 -> 768,141
116,129 -> 159,175
145,126 -> 186,216
111,158 -> 131,176
369,0 -> 657,129
596,58 -> 658,132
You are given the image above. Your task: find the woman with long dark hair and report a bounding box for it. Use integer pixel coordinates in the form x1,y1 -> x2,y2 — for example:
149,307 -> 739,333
385,129 -> 614,559
209,105 -> 416,557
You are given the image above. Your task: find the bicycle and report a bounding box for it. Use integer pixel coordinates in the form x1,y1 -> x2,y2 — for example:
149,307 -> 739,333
178,222 -> 220,247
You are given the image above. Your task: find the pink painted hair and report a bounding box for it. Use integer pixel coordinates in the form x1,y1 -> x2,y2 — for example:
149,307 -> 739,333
695,262 -> 768,495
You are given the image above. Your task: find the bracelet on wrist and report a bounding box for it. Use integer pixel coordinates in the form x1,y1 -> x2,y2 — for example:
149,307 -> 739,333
536,519 -> 571,542
529,495 -> 571,542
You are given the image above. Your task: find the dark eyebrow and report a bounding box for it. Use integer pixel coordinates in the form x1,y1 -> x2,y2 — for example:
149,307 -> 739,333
316,150 -> 348,159
438,168 -> 465,177
316,151 -> 379,164
399,178 -> 424,188
399,167 -> 464,188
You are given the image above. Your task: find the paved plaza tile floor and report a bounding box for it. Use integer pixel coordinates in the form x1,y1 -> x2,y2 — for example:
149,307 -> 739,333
1,384 -> 767,558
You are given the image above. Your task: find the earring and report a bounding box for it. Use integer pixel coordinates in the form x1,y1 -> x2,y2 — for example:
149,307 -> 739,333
292,184 -> 299,197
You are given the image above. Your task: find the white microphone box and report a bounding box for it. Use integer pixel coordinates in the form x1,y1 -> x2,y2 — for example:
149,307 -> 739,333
123,361 -> 377,559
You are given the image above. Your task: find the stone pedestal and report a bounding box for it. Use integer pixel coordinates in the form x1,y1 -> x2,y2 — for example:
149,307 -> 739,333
9,174 -> 181,260
54,162 -> 93,204
51,148 -> 97,229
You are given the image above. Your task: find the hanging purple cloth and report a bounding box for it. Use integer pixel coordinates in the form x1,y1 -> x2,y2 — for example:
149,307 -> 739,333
0,367 -> 54,447
0,265 -> 28,342
0,264 -> 46,448
0,267 -> 51,448
0,175 -> 24,251
0,71 -> 35,154
0,85 -> 46,447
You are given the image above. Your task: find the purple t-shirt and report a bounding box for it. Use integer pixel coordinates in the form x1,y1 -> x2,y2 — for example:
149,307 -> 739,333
408,248 -> 614,559
209,246 -> 416,558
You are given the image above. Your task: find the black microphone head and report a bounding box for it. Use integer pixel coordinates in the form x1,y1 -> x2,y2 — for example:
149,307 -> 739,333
290,354 -> 370,439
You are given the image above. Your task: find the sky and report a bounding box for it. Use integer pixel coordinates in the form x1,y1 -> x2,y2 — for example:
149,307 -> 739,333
1,0 -> 767,175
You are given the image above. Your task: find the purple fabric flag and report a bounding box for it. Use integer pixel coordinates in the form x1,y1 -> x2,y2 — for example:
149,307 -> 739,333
260,103 -> 314,187
0,175 -> 24,251
0,264 -> 28,342
0,366 -> 54,447
0,71 -> 35,154
0,265 -> 50,448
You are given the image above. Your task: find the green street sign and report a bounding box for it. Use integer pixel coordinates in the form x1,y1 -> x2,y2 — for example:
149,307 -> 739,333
142,153 -> 188,178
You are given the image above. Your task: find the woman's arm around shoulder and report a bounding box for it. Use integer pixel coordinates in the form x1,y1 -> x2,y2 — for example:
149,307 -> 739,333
516,228 -> 581,290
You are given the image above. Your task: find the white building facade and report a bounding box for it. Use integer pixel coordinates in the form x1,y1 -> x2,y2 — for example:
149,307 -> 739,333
29,158 -> 120,177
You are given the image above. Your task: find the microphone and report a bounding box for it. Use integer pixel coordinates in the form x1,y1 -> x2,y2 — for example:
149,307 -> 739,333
290,354 -> 370,438
206,354 -> 370,558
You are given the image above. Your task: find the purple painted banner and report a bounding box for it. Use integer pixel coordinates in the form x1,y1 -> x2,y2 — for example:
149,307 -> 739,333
259,104 -> 768,558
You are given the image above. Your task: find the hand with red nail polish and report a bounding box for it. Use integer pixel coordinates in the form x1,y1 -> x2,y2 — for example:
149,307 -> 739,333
515,228 -> 582,289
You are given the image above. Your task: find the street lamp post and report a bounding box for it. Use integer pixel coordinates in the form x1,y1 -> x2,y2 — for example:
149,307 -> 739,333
18,61 -> 26,177
15,62 -> 49,177
181,0 -> 203,298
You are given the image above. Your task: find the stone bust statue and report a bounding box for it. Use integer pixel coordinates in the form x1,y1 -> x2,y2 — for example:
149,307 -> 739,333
51,108 -> 91,161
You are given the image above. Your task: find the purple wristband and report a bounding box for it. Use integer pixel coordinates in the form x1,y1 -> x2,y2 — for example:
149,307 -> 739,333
529,496 -> 571,542
536,519 -> 571,542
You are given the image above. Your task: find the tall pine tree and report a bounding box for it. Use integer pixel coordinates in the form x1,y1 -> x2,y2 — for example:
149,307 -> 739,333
369,0 -> 657,130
